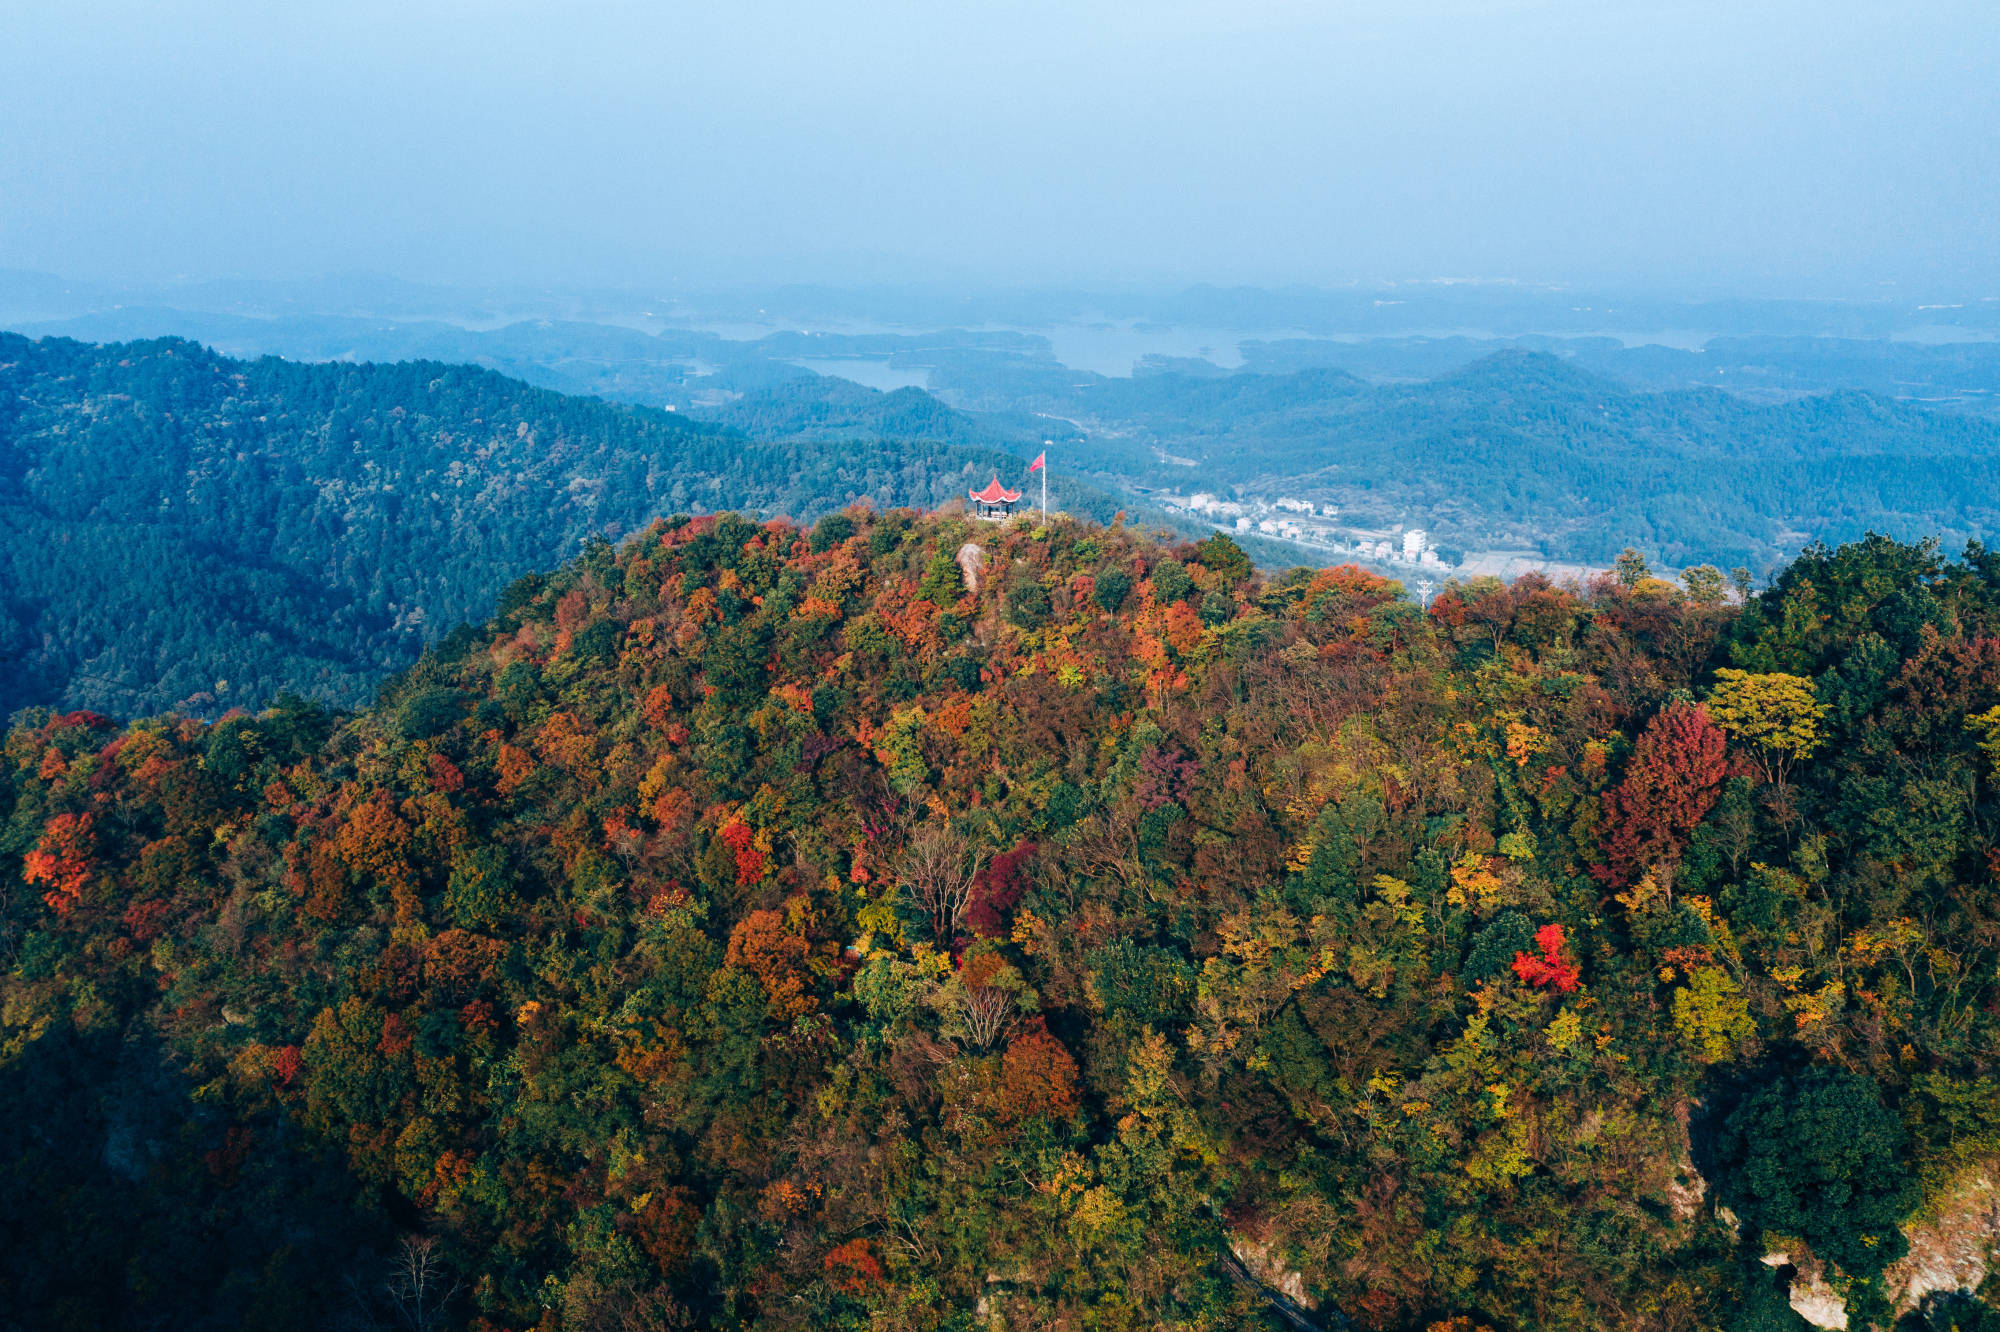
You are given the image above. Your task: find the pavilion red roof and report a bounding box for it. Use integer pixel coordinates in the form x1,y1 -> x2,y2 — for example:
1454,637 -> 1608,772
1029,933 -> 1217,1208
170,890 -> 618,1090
969,475 -> 1022,504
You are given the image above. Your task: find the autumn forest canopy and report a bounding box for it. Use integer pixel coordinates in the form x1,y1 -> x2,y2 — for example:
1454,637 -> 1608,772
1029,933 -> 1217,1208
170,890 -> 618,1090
8,0 -> 1998,1322
7,495 -> 2000,1332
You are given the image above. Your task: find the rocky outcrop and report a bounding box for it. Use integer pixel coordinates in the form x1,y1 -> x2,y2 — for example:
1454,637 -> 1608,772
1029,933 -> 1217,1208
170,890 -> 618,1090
1887,1172 -> 2000,1315
1789,1270 -> 1850,1330
1761,1253 -> 1847,1330
1746,1172 -> 2000,1329
1664,1098 -> 1708,1222
955,542 -> 985,593
1228,1233 -> 1318,1311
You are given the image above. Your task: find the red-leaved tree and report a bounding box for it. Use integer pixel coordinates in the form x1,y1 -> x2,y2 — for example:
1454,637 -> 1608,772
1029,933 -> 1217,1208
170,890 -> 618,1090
965,839 -> 1037,937
1513,923 -> 1581,992
823,1239 -> 884,1296
1600,700 -> 1729,886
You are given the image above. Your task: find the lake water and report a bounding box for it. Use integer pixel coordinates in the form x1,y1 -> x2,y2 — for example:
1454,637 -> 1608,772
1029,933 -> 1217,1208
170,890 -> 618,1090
797,322 -> 1739,380
789,358 -> 935,391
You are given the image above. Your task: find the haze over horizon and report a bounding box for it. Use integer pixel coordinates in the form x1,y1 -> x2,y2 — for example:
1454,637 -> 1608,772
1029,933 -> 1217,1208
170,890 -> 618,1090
4,0 -> 1996,299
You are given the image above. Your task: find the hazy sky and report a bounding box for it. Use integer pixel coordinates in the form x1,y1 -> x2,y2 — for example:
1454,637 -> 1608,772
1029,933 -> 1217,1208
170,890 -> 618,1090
2,0 -> 1994,295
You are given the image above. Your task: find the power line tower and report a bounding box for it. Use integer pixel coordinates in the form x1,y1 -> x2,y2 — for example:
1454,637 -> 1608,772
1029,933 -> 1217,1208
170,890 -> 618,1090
1415,578 -> 1437,610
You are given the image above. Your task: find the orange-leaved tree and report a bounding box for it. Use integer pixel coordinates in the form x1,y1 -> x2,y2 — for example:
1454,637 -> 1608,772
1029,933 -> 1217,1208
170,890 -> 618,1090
24,811 -> 96,914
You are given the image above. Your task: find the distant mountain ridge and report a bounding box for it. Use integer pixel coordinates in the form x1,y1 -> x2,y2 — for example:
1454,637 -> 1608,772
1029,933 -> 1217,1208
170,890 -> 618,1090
924,348 -> 2000,567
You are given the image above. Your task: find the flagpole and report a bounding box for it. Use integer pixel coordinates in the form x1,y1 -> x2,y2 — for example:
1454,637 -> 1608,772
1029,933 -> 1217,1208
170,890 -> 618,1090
1041,439 -> 1049,519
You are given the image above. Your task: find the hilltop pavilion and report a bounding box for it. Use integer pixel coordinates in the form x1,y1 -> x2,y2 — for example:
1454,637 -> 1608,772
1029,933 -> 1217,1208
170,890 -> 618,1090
968,475 -> 1023,521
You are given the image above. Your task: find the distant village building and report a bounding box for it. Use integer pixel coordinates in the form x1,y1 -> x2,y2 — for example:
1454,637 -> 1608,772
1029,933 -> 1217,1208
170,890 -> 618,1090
1403,529 -> 1428,561
1175,492 -> 1244,520
967,475 -> 1023,521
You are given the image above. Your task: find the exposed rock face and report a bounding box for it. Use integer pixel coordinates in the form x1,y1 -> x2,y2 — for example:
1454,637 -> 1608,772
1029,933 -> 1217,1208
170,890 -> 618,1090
956,542 -> 985,593
1788,1269 -> 1849,1331
1664,1098 -> 1708,1222
1761,1253 -> 1847,1329
1745,1174 -> 2000,1330
1228,1234 -> 1317,1311
1664,1171 -> 1707,1222
1888,1172 -> 2000,1315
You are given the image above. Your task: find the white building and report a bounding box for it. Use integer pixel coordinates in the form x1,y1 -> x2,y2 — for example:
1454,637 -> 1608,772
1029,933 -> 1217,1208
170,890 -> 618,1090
1402,529 -> 1428,562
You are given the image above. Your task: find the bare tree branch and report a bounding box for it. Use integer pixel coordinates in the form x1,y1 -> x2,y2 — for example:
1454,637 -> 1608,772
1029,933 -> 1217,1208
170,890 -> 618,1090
899,824 -> 983,942
385,1235 -> 461,1332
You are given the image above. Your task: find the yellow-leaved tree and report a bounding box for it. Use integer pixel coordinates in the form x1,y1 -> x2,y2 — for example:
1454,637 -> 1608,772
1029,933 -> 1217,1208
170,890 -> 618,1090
1703,668 -> 1826,789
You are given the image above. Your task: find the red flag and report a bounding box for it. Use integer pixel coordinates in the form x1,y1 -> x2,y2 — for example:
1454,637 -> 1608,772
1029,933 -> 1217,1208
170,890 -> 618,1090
1029,450 -> 1045,473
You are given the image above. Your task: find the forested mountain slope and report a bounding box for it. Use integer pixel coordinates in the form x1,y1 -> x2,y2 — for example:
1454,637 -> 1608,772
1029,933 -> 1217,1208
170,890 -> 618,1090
6,511 -> 2000,1331
0,335 -> 1084,717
